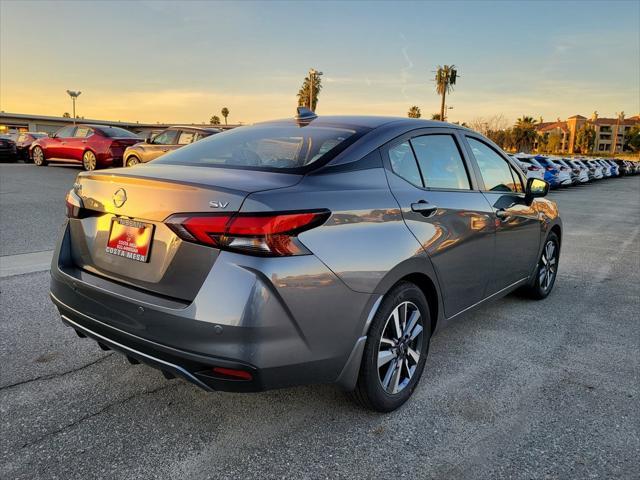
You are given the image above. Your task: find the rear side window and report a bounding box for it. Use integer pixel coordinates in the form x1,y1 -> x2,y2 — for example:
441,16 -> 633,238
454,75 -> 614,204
74,127 -> 92,138
467,137 -> 523,193
410,135 -> 470,190
177,131 -> 196,145
388,141 -> 422,186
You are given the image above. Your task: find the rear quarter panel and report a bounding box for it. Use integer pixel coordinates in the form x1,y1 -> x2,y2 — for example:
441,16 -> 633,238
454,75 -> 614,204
241,167 -> 433,295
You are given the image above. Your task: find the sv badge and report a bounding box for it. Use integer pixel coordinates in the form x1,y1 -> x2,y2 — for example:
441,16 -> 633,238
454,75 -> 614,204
209,200 -> 229,209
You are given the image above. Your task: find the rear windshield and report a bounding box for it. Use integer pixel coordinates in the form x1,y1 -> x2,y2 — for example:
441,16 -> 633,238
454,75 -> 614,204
95,126 -> 140,138
154,125 -> 362,171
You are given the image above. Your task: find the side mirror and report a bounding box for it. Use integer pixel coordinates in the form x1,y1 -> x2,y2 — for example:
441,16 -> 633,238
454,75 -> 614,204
525,178 -> 549,204
145,136 -> 153,144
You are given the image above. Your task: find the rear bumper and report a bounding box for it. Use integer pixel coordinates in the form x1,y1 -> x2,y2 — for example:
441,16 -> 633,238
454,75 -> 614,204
51,292 -> 260,392
50,222 -> 375,392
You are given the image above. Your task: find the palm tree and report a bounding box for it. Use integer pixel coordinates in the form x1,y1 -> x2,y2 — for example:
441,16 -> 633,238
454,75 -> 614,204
297,74 -> 322,111
221,108 -> 230,125
210,115 -> 221,125
407,106 -> 421,118
431,113 -> 442,120
435,65 -> 458,121
513,116 -> 538,153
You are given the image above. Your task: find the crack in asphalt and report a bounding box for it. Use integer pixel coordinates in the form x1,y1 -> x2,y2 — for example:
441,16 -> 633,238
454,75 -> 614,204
20,382 -> 176,449
0,353 -> 115,391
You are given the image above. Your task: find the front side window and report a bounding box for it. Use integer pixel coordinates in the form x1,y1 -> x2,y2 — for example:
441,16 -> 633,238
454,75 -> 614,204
152,130 -> 179,145
388,141 -> 422,186
156,125 -> 361,171
177,131 -> 196,145
410,135 -> 470,190
467,137 -> 522,192
55,126 -> 76,138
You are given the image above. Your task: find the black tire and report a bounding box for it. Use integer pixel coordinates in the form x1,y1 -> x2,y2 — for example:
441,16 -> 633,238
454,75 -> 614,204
126,155 -> 140,167
32,146 -> 47,166
82,150 -> 97,171
350,281 -> 431,412
521,231 -> 560,300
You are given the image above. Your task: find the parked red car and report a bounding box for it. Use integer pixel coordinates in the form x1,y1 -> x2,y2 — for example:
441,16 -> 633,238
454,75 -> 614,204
31,124 -> 141,170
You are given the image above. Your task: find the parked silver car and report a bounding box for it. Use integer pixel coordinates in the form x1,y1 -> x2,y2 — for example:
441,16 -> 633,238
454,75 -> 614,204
51,111 -> 562,411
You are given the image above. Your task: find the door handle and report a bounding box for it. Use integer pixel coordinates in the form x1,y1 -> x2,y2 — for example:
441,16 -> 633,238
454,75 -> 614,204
411,201 -> 438,217
495,209 -> 510,220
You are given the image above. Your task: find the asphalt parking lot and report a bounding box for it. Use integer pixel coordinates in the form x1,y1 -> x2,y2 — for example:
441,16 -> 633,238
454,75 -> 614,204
1,163 -> 639,479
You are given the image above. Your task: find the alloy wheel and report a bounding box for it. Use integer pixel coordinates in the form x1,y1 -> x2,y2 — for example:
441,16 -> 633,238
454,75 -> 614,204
83,151 -> 97,171
126,156 -> 139,167
377,301 -> 424,395
33,147 -> 43,165
539,240 -> 557,292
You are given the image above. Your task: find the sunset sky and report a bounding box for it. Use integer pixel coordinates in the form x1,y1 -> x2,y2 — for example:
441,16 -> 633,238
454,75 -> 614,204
1,0 -> 638,125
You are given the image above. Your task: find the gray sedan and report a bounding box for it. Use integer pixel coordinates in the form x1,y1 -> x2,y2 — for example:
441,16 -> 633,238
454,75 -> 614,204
51,109 -> 562,411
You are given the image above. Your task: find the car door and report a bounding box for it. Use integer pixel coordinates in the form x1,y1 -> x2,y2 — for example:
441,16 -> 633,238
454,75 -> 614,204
383,129 -> 496,318
68,126 -> 93,161
48,126 -> 76,158
463,135 -> 540,294
145,129 -> 179,161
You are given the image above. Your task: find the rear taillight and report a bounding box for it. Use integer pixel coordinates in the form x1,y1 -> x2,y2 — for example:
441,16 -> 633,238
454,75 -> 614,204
165,210 -> 330,257
65,190 -> 86,219
528,165 -> 540,171
546,166 -> 555,171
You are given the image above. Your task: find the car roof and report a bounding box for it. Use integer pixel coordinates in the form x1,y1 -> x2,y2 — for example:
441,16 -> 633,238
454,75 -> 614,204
255,115 -> 468,131
167,126 -> 221,133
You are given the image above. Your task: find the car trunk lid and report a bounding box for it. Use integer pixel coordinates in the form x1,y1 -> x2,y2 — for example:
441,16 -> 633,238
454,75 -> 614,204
68,165 -> 301,301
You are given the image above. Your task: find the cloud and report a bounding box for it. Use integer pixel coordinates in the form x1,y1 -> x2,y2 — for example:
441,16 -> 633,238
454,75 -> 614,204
399,33 -> 414,100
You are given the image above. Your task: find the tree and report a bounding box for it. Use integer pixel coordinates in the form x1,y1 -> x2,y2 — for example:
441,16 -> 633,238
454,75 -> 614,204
431,113 -> 442,120
297,74 -> 322,111
62,112 -> 71,118
624,124 -> 640,152
221,107 -> 229,125
210,115 -> 221,125
435,64 -> 458,121
512,116 -> 538,153
487,129 -> 514,150
469,114 -> 508,136
407,106 -> 421,118
575,124 -> 595,154
546,132 -> 563,153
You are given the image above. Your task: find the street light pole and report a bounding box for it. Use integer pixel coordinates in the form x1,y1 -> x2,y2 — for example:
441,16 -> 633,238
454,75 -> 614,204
66,90 -> 82,125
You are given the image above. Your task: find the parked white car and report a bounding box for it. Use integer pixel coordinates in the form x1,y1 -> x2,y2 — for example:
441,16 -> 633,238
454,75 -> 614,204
548,157 -> 572,186
567,159 -> 589,183
512,154 -> 545,181
586,160 -> 604,179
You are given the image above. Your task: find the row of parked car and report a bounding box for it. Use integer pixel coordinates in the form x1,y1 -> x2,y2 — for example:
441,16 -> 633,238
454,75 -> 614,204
2,127 -> 639,180
0,124 -> 220,170
511,154 -> 639,187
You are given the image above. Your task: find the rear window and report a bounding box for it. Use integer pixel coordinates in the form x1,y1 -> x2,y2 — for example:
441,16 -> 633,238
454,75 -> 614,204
95,126 -> 140,138
154,125 -> 362,171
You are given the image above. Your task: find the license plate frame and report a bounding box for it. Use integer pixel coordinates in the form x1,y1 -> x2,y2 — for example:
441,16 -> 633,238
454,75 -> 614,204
106,217 -> 154,263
